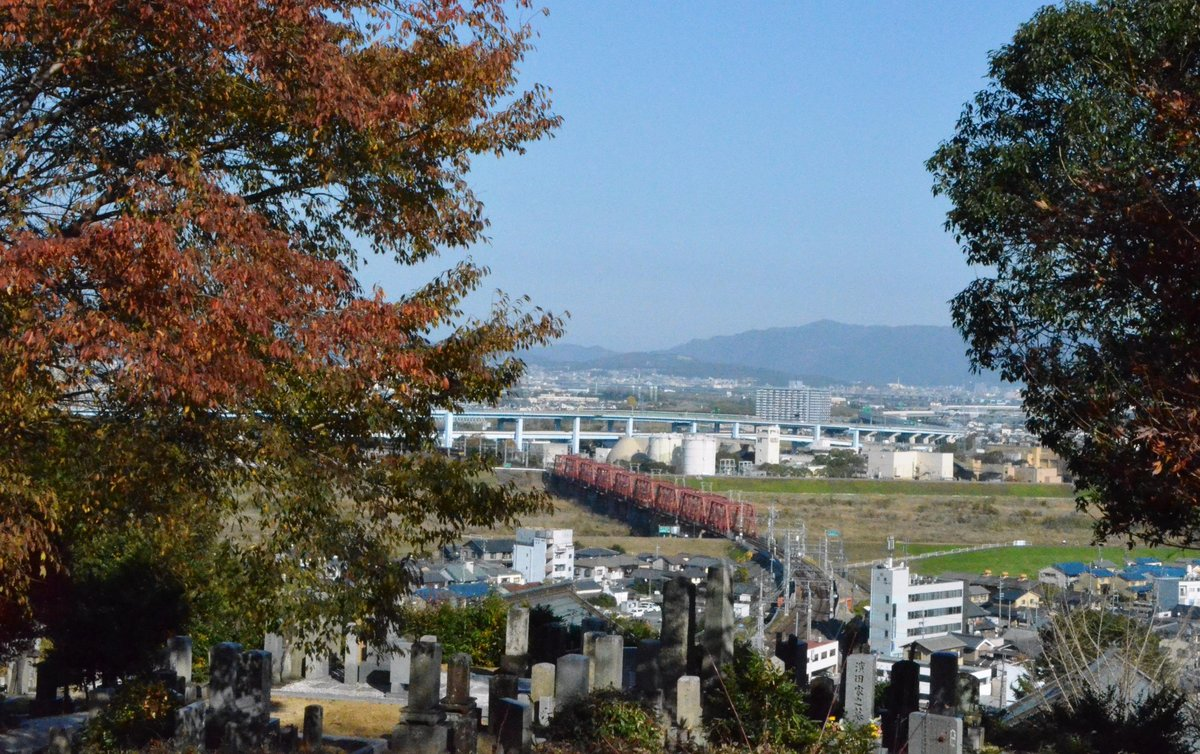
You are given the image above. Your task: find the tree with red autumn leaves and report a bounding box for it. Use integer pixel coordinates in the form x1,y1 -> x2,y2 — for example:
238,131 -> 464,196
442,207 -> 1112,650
0,0 -> 561,668
930,0 -> 1200,549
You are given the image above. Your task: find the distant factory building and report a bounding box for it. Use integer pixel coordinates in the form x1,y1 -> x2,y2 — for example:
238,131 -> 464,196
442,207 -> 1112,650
755,385 -> 832,423
867,450 -> 954,481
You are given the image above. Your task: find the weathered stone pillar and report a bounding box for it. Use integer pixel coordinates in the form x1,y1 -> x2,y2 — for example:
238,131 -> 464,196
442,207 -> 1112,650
167,636 -> 193,685
303,646 -> 329,680
488,673 -> 519,735
236,649 -> 273,747
175,700 -> 206,750
959,671 -> 984,752
702,566 -> 734,681
883,660 -> 920,754
554,654 -> 591,709
495,697 -> 533,754
302,705 -> 323,751
622,646 -> 638,690
807,675 -> 837,721
263,634 -> 287,683
686,581 -> 699,675
501,606 -> 530,676
907,711 -> 963,754
391,640 -> 448,754
581,631 -> 603,688
594,635 -> 624,691
343,633 -> 362,686
635,640 -> 662,701
660,577 -> 691,714
783,634 -> 798,673
530,662 -> 556,725
389,637 -> 413,694
205,642 -> 242,749
442,653 -> 477,754
843,654 -> 876,725
675,676 -> 702,736
928,652 -> 958,716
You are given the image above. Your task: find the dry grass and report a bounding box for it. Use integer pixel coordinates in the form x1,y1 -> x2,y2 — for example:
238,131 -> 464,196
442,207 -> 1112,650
271,697 -> 400,739
465,469 -> 634,538
747,491 -> 1089,548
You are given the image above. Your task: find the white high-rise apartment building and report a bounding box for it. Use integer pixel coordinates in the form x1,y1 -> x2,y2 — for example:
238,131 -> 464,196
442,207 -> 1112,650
755,386 -> 832,423
869,560 -> 964,657
513,528 -> 575,584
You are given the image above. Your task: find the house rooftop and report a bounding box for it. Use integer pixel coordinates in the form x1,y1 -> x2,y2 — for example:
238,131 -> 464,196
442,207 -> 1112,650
464,537 -> 516,555
576,547 -> 621,558
1049,561 -> 1087,577
910,635 -> 969,653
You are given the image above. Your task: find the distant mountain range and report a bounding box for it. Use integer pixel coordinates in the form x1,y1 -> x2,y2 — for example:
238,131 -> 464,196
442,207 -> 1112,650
525,320 -> 991,386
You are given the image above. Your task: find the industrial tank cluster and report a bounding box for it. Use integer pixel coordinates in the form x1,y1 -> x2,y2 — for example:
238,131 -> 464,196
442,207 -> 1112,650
598,433 -> 726,475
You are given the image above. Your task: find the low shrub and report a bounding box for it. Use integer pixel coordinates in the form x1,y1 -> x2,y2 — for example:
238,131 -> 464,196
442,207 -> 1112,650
540,690 -> 664,754
82,680 -> 180,752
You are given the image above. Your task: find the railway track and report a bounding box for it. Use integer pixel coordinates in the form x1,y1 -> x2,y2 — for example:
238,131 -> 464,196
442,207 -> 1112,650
551,456 -> 838,634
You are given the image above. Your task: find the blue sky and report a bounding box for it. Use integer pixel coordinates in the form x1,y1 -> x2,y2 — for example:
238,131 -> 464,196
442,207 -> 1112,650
359,2 -> 1049,351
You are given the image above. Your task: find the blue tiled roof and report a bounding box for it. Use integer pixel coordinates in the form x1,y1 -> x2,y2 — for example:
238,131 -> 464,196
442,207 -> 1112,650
413,582 -> 492,602
1087,568 -> 1114,578
1145,565 -> 1187,579
1130,584 -> 1153,594
1051,562 -> 1087,577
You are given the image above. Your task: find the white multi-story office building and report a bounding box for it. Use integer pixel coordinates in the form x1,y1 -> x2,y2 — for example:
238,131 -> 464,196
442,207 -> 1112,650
513,528 -> 575,584
755,386 -> 832,423
869,560 -> 964,657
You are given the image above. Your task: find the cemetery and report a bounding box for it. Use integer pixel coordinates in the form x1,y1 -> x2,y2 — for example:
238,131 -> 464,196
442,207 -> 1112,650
0,565 -> 999,754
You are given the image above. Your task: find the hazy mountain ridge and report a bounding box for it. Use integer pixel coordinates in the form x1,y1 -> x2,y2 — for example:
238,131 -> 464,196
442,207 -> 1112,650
527,320 -> 986,386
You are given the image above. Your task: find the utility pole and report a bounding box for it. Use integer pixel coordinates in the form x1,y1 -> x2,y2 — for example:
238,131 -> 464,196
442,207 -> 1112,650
784,529 -> 794,613
753,575 -> 765,652
806,582 -> 813,641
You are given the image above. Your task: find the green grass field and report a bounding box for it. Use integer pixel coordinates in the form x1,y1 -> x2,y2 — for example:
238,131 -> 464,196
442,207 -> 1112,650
909,545 -> 1189,578
684,477 -> 1074,498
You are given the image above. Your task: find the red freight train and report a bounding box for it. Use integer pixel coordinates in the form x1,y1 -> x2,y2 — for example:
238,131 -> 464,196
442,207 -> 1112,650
553,455 -> 757,539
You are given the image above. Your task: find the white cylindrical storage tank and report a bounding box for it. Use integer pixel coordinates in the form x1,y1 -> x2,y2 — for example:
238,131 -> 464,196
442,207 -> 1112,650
680,436 -> 718,476
647,433 -> 681,465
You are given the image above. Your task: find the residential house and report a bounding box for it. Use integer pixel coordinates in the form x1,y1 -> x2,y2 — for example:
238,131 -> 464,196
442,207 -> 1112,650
1076,567 -> 1116,595
806,640 -> 840,680
463,538 -> 516,566
1038,562 -> 1086,590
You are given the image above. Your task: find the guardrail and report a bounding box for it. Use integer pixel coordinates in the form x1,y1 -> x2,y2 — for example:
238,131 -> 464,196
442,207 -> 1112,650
845,541 -> 1011,569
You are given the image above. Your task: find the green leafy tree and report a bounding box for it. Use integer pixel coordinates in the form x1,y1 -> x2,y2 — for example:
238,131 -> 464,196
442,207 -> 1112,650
0,0 -> 561,663
705,642 -> 820,750
814,450 -> 867,479
396,594 -> 509,668
928,0 -> 1200,546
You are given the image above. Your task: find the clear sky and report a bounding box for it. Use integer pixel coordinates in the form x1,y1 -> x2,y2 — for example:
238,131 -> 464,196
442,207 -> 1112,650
359,2 -> 1049,352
